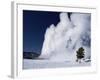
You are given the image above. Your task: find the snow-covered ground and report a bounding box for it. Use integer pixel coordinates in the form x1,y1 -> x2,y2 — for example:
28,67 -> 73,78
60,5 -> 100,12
23,59 -> 91,69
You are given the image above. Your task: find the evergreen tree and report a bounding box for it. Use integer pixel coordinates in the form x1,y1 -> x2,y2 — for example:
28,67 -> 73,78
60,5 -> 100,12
76,47 -> 85,63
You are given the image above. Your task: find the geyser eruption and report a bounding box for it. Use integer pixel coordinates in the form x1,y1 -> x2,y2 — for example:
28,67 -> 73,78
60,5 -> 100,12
39,12 -> 91,62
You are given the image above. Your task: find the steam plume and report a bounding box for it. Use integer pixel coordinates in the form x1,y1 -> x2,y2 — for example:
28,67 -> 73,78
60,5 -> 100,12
39,12 -> 91,61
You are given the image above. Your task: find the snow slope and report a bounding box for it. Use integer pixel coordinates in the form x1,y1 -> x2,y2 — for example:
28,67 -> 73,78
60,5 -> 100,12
23,59 -> 90,69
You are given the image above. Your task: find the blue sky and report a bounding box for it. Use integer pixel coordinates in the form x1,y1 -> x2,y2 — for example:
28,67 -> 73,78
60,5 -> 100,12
23,10 -> 60,54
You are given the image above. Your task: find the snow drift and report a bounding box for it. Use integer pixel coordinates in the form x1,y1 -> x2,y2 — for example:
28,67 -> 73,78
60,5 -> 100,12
39,12 -> 91,62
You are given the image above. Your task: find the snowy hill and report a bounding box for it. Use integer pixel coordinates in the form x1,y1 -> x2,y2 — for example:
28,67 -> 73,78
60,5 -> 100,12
23,59 -> 90,69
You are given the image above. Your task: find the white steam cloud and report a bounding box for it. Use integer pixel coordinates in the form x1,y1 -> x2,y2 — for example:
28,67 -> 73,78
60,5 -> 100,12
39,12 -> 91,62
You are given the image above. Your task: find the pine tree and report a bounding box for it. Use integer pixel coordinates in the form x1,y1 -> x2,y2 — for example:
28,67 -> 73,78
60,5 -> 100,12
76,47 -> 85,63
